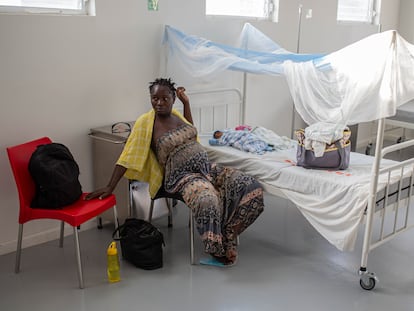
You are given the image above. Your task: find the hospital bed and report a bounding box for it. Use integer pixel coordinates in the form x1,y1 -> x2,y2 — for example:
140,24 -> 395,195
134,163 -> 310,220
163,23 -> 414,290
187,88 -> 414,291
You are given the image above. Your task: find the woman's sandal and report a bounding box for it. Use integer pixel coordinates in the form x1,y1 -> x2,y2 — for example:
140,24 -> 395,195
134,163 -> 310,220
199,254 -> 237,267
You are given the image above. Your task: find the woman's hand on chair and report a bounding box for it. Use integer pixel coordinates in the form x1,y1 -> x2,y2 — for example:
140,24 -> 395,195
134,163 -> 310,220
85,187 -> 113,200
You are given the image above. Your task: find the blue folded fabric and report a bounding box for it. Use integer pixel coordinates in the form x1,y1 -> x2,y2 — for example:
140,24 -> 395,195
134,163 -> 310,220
199,257 -> 235,267
199,257 -> 226,267
208,138 -> 221,146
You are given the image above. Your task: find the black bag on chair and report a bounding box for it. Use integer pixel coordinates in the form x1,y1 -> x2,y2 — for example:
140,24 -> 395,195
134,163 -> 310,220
28,143 -> 82,208
112,218 -> 165,270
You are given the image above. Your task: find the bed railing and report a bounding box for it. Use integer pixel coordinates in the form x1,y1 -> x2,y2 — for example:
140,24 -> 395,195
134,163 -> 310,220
360,117 -> 414,289
372,154 -> 414,246
184,88 -> 244,135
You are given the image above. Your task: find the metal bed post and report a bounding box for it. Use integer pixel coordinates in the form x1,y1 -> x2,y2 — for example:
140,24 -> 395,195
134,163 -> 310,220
365,23 -> 382,155
290,4 -> 303,139
359,118 -> 385,289
360,28 -> 397,288
241,72 -> 247,125
360,30 -> 397,289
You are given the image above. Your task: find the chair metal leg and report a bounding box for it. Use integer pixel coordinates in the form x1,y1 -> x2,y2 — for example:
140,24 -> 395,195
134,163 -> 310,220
128,180 -> 134,218
164,198 -> 173,227
113,205 -> 120,238
148,200 -> 155,223
73,226 -> 84,289
97,217 -> 103,229
15,224 -> 23,273
59,221 -> 64,248
150,197 -> 174,227
189,210 -> 195,265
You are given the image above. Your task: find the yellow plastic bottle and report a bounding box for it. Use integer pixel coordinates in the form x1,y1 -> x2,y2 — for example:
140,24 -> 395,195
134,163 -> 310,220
107,241 -> 121,283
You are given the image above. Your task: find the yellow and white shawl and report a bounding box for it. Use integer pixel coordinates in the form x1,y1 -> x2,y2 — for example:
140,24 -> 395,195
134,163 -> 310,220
117,108 -> 190,198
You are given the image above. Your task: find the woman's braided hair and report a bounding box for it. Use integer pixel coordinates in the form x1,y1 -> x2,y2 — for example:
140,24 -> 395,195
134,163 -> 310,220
149,78 -> 176,99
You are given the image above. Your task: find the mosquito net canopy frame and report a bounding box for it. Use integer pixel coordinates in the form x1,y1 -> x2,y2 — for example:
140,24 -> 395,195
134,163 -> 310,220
163,24 -> 414,134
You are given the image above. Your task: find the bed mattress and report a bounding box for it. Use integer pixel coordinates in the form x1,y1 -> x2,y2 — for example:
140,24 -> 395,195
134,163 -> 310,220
200,136 -> 406,251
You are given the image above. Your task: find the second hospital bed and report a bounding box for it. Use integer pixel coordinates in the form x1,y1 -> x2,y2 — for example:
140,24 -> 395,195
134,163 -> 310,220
366,99 -> 414,155
386,100 -> 414,133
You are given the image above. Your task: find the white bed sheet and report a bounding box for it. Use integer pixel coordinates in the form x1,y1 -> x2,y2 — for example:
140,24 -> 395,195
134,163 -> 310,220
200,136 -> 398,252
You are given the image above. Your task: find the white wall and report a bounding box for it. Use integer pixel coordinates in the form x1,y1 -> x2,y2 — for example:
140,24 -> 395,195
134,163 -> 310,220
399,0 -> 414,42
0,0 -> 407,254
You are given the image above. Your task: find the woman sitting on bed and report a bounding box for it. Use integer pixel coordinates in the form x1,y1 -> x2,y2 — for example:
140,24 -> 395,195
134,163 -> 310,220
85,78 -> 264,266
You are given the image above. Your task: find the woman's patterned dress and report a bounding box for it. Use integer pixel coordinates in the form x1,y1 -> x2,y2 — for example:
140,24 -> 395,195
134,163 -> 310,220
155,124 -> 264,263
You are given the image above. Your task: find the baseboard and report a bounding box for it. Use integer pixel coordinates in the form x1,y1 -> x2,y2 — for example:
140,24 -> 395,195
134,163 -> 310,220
0,220 -> 100,256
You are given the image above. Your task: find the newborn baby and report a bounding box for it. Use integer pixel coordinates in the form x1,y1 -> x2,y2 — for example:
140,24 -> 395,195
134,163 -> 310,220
209,129 -> 273,154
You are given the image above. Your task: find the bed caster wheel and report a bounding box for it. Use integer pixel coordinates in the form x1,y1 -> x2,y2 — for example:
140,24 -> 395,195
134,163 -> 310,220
359,271 -> 378,290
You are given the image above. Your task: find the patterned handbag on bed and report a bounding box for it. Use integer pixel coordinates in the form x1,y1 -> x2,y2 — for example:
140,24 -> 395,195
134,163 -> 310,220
295,128 -> 351,170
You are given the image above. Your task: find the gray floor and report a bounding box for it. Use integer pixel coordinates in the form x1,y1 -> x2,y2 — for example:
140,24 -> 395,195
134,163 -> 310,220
3,139 -> 414,311
1,192 -> 414,311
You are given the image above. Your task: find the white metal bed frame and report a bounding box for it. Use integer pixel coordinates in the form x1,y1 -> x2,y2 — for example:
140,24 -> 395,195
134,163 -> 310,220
189,87 -> 414,291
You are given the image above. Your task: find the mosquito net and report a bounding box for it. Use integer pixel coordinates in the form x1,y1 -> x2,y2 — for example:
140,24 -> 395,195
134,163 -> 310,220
163,24 -> 414,130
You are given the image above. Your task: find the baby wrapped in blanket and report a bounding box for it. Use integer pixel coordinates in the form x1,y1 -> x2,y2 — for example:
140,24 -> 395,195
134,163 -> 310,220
209,128 -> 273,155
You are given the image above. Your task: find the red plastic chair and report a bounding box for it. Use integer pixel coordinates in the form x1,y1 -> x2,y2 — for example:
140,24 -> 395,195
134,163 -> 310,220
6,137 -> 118,289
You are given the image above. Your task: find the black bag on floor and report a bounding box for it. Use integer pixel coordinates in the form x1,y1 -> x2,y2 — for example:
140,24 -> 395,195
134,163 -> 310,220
28,143 -> 83,209
112,218 -> 165,270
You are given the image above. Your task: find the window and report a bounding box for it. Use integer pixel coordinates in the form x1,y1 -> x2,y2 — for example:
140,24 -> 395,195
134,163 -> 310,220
0,0 -> 95,15
206,0 -> 279,22
337,0 -> 378,23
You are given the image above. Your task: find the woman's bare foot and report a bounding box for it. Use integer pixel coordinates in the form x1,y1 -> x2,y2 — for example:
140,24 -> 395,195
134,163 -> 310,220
210,240 -> 238,265
225,247 -> 238,265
